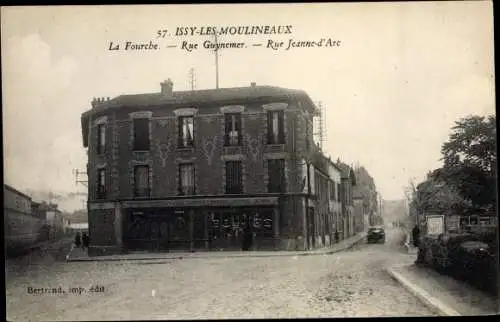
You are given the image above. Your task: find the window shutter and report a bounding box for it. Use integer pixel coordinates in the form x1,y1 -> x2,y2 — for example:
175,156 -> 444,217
96,169 -> 101,198
268,159 -> 283,193
282,160 -> 286,192
224,114 -> 231,146
145,120 -> 150,149
178,118 -> 183,147
278,111 -> 284,143
267,112 -> 273,144
146,166 -> 150,195
235,114 -> 242,145
187,118 -> 194,146
267,160 -> 272,192
238,161 -> 242,192
178,164 -> 181,194
133,119 -> 150,150
192,164 -> 196,194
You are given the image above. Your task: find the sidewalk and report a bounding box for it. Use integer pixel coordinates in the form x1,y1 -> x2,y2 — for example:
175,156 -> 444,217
66,232 -> 366,262
386,264 -> 498,316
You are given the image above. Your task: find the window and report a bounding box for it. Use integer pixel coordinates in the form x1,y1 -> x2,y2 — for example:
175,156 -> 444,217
178,163 -> 195,195
96,168 -> 106,199
336,183 -> 341,201
97,124 -> 106,154
178,116 -> 194,148
224,113 -> 242,146
134,165 -> 150,197
330,181 -> 337,201
133,118 -> 150,151
268,159 -> 285,193
315,173 -> 320,196
305,119 -> 310,151
267,110 -> 284,144
225,161 -> 242,194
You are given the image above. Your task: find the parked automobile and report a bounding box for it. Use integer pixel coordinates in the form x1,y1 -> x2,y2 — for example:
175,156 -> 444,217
367,226 -> 385,244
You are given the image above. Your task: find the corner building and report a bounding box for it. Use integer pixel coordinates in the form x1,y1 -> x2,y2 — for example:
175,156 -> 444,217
81,79 -> 338,255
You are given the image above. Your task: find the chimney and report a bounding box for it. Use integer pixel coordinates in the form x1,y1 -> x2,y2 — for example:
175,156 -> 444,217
161,78 -> 174,95
250,82 -> 256,87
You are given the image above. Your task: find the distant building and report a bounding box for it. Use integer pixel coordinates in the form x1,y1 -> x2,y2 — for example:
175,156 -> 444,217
31,201 -> 65,238
4,184 -> 44,254
62,216 -> 72,234
327,158 -> 343,240
353,194 -> 365,233
69,222 -> 88,233
81,79 -> 350,255
336,161 -> 357,239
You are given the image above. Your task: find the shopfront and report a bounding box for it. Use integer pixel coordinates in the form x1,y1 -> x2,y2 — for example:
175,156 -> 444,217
121,197 -> 280,251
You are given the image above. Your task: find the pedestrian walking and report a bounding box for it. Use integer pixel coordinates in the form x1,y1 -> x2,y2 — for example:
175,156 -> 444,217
82,232 -> 89,249
412,224 -> 420,248
75,232 -> 81,249
334,230 -> 340,243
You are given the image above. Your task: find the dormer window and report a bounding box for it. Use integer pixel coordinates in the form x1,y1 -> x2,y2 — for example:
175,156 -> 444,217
224,113 -> 241,146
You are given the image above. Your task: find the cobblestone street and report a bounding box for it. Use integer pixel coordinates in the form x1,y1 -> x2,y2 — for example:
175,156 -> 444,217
6,228 -> 433,320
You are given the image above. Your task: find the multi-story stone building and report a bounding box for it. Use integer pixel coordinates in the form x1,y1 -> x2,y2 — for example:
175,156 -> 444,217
307,153 -> 343,248
353,193 -> 365,233
81,79 -> 345,255
336,161 -> 357,239
327,159 -> 343,240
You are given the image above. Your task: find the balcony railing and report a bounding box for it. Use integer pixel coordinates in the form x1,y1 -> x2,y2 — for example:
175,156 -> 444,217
178,186 -> 195,196
227,131 -> 239,146
96,186 -> 107,199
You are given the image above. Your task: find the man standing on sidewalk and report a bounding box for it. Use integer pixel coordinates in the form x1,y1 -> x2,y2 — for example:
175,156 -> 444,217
412,224 -> 420,248
82,232 -> 89,250
75,232 -> 81,249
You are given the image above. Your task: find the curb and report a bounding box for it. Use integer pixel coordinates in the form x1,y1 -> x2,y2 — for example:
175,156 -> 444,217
66,234 -> 366,263
386,266 -> 461,316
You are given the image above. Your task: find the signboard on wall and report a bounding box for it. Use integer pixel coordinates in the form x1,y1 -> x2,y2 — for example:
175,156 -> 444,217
426,215 -> 444,235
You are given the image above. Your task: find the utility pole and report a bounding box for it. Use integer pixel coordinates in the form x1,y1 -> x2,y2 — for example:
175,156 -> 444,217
213,32 -> 220,89
188,67 -> 196,91
313,101 -> 324,151
74,168 -> 88,186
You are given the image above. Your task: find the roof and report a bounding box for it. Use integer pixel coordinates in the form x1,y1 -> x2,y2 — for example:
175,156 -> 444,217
336,161 -> 357,186
4,184 -> 32,201
84,85 -> 318,116
352,187 -> 364,199
81,84 -> 319,147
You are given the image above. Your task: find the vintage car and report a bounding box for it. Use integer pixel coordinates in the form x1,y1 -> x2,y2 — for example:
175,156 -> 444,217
367,226 -> 385,244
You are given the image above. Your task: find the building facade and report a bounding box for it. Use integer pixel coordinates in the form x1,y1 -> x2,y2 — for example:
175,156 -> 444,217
336,161 -> 357,239
31,201 -> 66,239
4,184 -> 44,254
81,80 -> 348,255
353,195 -> 365,233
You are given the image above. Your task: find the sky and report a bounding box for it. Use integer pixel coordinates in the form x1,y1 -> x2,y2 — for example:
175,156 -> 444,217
1,2 -> 495,210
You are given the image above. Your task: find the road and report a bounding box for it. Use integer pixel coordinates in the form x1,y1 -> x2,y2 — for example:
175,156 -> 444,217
6,228 -> 434,320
